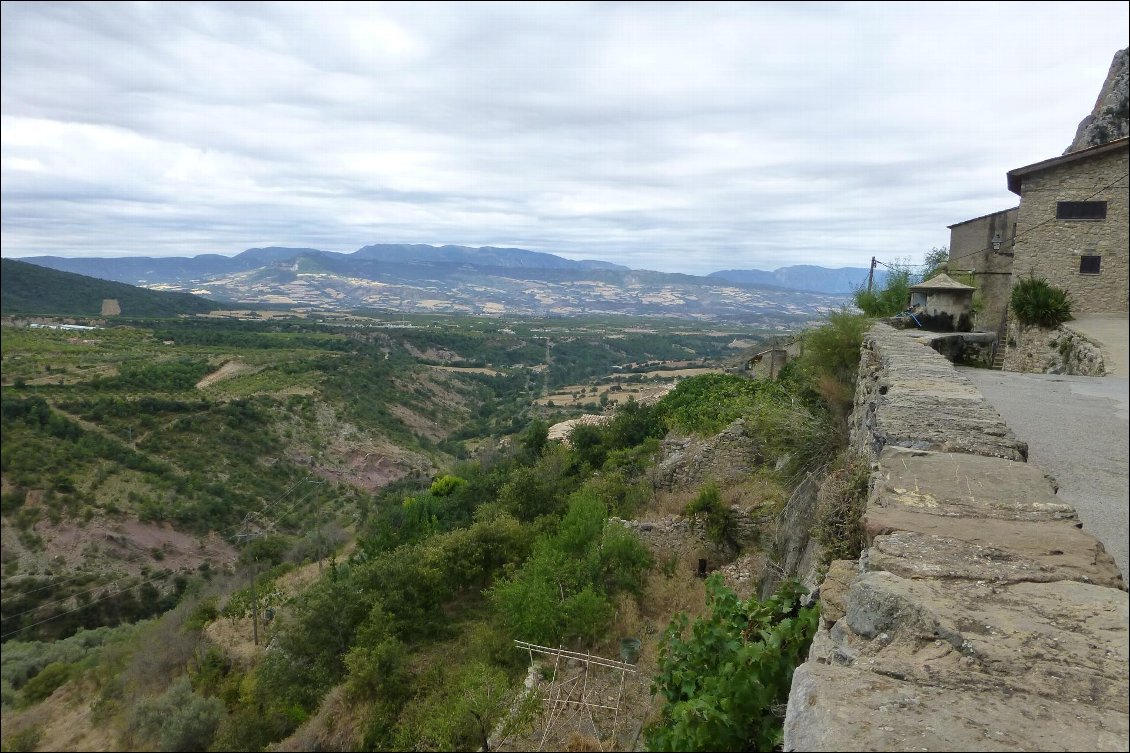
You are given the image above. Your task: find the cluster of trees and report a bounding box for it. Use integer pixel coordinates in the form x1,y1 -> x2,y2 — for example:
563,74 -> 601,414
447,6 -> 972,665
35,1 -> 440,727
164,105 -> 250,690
853,247 -> 950,317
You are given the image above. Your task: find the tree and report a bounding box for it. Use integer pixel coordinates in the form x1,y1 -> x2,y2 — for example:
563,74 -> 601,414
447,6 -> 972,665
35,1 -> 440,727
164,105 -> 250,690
920,245 -> 950,280
133,676 -> 225,752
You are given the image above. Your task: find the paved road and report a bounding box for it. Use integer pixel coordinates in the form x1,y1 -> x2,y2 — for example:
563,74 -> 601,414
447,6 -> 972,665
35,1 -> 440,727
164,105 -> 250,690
1067,314 -> 1129,377
962,368 -> 1129,580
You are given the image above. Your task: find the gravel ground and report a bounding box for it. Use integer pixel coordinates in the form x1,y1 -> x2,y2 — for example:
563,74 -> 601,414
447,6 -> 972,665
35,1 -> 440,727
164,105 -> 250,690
961,368 -> 1129,580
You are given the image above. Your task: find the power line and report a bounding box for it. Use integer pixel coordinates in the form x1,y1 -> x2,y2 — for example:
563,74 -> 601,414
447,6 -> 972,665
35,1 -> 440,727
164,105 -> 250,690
2,572 -> 141,622
948,172 -> 1129,268
4,569 -> 116,597
0,569 -> 177,640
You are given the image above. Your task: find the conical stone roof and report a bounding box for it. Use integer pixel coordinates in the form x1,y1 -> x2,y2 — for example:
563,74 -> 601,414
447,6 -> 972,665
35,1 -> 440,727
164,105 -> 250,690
909,273 -> 975,291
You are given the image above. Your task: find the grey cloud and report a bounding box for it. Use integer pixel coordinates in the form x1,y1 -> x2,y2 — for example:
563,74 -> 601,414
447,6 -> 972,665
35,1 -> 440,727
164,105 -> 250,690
2,2 -> 1128,274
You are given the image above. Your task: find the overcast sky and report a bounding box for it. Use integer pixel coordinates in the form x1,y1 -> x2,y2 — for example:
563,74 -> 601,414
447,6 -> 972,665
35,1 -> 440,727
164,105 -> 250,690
2,2 -> 1127,275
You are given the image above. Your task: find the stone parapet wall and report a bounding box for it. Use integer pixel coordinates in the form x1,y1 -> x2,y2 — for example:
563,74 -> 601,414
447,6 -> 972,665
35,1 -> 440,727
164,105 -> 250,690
1002,320 -> 1107,375
1012,145 -> 1129,314
848,325 -> 1027,462
784,323 -> 1128,751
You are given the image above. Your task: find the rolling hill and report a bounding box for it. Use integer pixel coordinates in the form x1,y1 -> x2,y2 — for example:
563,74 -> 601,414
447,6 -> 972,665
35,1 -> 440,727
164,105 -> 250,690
0,258 -> 225,317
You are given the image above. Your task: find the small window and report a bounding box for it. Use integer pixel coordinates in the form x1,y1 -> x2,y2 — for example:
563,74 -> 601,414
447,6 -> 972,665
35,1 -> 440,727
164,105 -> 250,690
1079,255 -> 1102,274
1057,201 -> 1107,220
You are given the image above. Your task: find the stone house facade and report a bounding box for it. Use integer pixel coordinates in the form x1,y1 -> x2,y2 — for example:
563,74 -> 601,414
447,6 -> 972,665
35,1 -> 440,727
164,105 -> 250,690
946,207 -> 1017,334
947,137 -> 1128,339
1006,137 -> 1129,315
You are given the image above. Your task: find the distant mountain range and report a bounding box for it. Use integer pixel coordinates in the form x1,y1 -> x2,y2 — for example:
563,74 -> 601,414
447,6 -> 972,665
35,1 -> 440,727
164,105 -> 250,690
20,244 -> 628,287
708,265 -> 888,296
10,244 -> 854,325
1,259 -> 223,317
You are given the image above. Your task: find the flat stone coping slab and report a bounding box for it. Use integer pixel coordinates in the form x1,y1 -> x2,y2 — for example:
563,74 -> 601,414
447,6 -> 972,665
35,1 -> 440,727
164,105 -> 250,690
868,530 -> 1125,589
786,661 -> 1130,752
874,446 -> 1074,522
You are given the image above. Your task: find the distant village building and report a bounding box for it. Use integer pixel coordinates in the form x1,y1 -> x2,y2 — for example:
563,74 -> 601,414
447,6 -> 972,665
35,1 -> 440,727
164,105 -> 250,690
907,273 -> 976,332
744,339 -> 802,379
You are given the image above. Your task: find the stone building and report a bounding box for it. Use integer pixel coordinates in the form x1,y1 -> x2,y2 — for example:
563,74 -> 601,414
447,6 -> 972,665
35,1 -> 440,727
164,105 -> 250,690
907,273 -> 976,332
1006,137 -> 1128,315
946,207 -> 1017,334
947,137 -> 1128,336
744,338 -> 802,379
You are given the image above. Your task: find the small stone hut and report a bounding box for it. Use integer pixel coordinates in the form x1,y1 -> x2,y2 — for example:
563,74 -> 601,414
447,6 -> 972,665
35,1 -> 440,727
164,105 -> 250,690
908,273 -> 975,332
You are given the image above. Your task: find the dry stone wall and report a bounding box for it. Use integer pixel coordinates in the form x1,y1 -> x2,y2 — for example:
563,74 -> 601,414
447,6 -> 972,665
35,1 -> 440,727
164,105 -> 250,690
1002,320 -> 1107,375
785,323 -> 1128,751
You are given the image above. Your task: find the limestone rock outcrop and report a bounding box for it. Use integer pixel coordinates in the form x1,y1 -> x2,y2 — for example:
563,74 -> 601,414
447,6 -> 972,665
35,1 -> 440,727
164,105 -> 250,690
1066,47 -> 1129,153
652,418 -> 759,491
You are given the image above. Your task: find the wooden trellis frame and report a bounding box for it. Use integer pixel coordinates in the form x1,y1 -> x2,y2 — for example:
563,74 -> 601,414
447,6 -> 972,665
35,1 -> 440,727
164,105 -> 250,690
514,640 -> 638,752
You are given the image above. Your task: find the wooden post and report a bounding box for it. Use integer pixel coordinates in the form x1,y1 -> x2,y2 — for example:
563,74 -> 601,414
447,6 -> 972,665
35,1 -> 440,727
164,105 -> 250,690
251,565 -> 259,646
867,256 -> 877,293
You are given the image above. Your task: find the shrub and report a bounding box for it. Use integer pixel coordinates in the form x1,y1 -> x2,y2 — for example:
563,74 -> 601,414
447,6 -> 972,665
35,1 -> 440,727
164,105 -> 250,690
813,454 -> 870,564
798,310 -> 869,388
17,662 -> 71,707
656,374 -> 763,435
429,474 -> 467,497
133,675 -> 224,752
1010,276 -> 1073,327
684,483 -> 736,548
647,576 -> 819,751
853,264 -> 912,317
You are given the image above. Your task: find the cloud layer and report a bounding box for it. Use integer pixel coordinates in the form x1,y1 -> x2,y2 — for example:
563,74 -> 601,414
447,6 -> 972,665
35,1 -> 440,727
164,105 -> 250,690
2,2 -> 1127,274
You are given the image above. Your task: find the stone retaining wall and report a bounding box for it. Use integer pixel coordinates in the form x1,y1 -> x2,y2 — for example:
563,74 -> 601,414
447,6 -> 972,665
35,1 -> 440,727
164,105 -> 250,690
784,323 -> 1128,751
1002,320 -> 1107,375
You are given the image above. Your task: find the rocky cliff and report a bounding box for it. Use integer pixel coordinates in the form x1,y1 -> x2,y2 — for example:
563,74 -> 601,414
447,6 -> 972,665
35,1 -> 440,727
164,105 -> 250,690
1066,47 -> 1129,153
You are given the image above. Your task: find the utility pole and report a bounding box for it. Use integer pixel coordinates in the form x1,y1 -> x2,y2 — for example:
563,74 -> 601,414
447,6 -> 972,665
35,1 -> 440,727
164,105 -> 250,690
250,563 -> 260,646
867,256 -> 877,293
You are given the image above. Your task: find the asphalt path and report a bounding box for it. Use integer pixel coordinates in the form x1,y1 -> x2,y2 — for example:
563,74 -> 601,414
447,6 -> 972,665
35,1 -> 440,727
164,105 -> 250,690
962,368 -> 1129,580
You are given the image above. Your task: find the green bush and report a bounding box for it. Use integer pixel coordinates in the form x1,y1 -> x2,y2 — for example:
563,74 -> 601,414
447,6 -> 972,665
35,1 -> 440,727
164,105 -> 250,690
647,577 -> 819,752
656,374 -> 764,435
17,662 -> 72,707
684,483 -> 736,548
853,265 -> 912,317
797,310 -> 869,388
490,491 -> 649,647
1010,276 -> 1073,327
133,676 -> 224,751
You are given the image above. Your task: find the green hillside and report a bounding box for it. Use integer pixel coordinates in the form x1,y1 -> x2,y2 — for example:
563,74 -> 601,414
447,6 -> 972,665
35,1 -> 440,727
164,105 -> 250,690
0,309 -> 858,752
0,259 -> 223,317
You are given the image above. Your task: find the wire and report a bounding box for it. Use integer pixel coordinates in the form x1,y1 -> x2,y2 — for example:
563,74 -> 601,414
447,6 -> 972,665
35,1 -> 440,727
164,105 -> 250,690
2,573 -> 139,622
0,569 -> 176,640
947,172 -> 1129,268
4,569 -> 113,596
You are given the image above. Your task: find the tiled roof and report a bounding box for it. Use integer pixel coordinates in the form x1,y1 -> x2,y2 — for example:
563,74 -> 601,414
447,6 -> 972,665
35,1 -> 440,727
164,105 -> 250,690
909,273 -> 975,291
